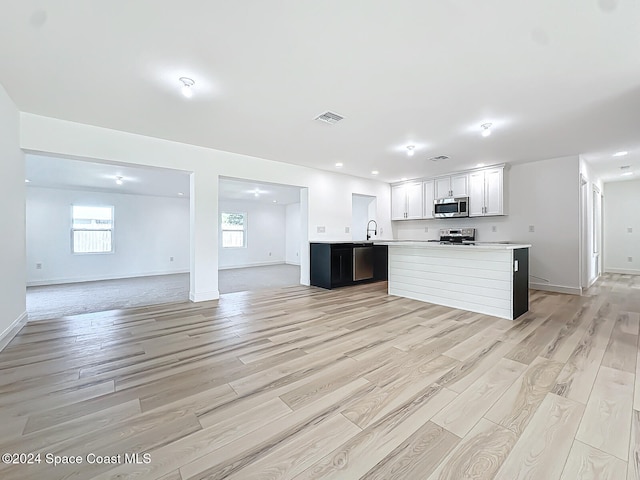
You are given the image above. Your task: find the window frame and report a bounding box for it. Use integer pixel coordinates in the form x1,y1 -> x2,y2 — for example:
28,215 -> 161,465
220,211 -> 247,249
71,205 -> 115,255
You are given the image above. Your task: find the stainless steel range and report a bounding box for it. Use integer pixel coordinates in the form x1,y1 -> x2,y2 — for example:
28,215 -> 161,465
428,228 -> 476,244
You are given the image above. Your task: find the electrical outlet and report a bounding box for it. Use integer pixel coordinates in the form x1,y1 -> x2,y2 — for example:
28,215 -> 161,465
424,227 -> 429,233
170,256 -> 174,262
296,252 -> 299,257
317,226 -> 326,233
379,227 -> 383,234
529,225 -> 535,233
629,257 -> 633,262
345,226 -> 350,233
628,227 -> 633,233
36,263 -> 42,270
269,252 -> 272,256
491,225 -> 497,233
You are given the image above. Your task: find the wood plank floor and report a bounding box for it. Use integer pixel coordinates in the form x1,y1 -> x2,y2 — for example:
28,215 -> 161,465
0,274 -> 638,479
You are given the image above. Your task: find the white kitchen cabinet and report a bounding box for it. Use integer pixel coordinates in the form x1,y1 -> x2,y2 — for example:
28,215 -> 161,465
435,173 -> 468,198
391,182 -> 423,220
469,166 -> 504,216
423,179 -> 435,219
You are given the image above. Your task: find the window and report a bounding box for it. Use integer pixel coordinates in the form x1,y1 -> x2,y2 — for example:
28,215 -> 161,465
221,212 -> 246,248
72,205 -> 114,253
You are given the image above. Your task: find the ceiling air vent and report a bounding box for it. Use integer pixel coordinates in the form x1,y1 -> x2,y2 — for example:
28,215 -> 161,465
314,111 -> 344,125
430,155 -> 450,162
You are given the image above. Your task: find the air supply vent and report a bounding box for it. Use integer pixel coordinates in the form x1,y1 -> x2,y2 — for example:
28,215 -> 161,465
430,155 -> 450,162
314,111 -> 344,125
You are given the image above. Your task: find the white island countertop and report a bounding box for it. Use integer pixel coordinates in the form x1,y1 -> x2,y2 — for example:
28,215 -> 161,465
374,241 -> 531,250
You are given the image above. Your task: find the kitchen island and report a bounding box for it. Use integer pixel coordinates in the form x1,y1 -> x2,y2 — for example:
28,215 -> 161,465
375,241 -> 531,320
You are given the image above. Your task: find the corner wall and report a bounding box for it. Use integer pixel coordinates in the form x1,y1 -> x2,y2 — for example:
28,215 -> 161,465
604,179 -> 640,274
218,199 -> 286,269
393,156 -> 582,294
0,84 -> 26,346
26,186 -> 190,285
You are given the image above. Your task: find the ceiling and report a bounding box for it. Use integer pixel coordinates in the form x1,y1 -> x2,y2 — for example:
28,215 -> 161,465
3,1 -> 640,184
25,154 -> 190,197
219,178 -> 301,205
25,154 -> 301,203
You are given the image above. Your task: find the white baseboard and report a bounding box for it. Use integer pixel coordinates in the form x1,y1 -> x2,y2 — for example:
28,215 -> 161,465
27,270 -> 190,287
605,268 -> 640,275
0,311 -> 28,352
218,261 -> 285,271
530,282 -> 582,295
285,261 -> 301,266
189,290 -> 220,302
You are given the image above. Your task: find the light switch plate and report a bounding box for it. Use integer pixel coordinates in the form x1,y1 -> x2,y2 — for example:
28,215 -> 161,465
491,226 -> 497,233
317,226 -> 326,233
628,227 -> 633,233
345,226 -> 350,233
529,225 -> 535,233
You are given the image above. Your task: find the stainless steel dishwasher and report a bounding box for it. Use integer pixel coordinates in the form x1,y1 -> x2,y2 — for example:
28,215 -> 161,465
353,245 -> 374,281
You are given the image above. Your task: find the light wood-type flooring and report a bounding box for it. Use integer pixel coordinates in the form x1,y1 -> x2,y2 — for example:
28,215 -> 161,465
1,274 -> 639,479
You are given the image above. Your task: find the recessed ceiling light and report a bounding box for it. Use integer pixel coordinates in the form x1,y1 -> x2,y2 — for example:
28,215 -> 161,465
401,177 -> 407,181
335,162 -> 343,168
406,145 -> 415,157
179,77 -> 195,98
115,176 -> 123,185
371,170 -> 379,175
613,151 -> 628,157
273,200 -> 277,203
25,179 -> 31,183
622,172 -> 634,176
480,123 -> 492,137
178,192 -> 184,196
476,163 -> 486,167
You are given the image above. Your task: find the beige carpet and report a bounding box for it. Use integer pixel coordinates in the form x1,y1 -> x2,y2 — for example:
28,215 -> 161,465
218,264 -> 301,294
26,265 -> 301,320
26,273 -> 190,321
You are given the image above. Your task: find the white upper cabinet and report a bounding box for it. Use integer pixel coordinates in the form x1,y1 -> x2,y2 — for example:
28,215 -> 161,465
423,180 -> 435,219
434,177 -> 451,199
406,182 -> 423,219
391,184 -> 408,220
468,166 -> 504,216
391,182 -> 423,220
434,173 -> 468,198
468,171 -> 485,216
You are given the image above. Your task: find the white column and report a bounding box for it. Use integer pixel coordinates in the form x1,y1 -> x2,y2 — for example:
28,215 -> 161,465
189,171 -> 219,301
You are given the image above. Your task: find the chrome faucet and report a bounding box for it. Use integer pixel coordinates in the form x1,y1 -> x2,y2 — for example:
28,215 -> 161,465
366,220 -> 378,241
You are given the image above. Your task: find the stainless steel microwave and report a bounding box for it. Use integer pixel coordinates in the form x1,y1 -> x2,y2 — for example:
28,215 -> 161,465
434,196 -> 469,218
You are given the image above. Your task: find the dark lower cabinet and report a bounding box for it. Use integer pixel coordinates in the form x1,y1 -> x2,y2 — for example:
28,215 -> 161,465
330,247 -> 353,287
310,243 -> 388,289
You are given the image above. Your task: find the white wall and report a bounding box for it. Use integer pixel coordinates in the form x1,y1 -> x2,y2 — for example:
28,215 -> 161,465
352,194 -> 377,241
26,187 -> 190,285
285,203 -> 301,265
393,156 -> 582,294
19,113 -> 393,301
0,83 -> 26,343
604,179 -> 640,275
218,199 -> 286,269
